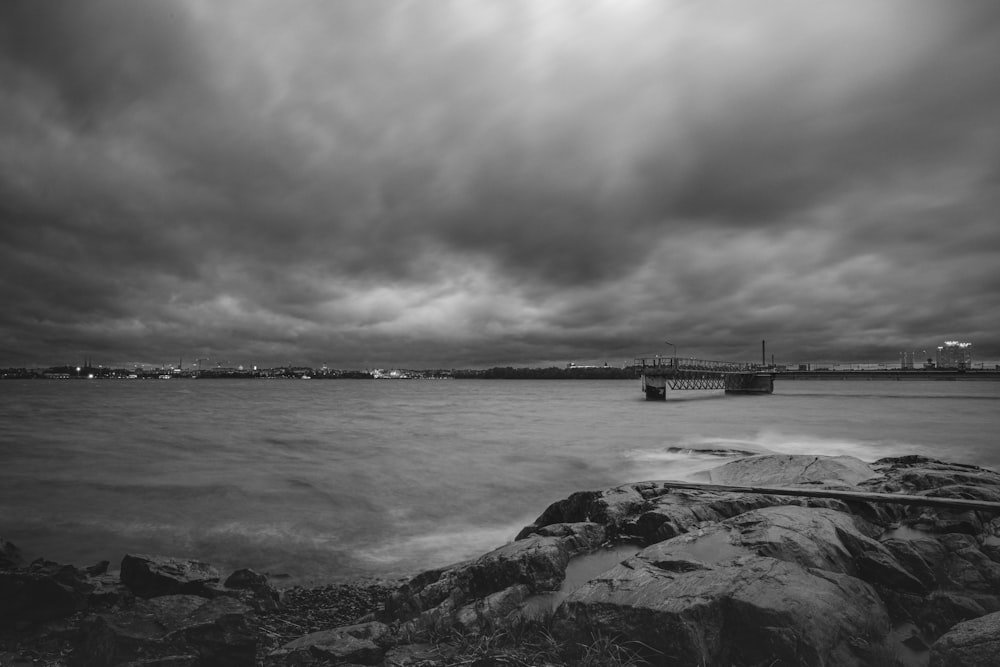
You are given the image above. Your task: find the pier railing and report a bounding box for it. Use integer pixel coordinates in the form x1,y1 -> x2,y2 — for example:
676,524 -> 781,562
634,357 -> 763,374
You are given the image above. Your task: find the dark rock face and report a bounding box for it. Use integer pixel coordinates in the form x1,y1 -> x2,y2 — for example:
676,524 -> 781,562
74,594 -> 256,667
0,560 -> 93,626
120,554 -> 221,599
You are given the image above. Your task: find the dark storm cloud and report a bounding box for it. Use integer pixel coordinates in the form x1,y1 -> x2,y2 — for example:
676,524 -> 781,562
0,0 -> 207,124
1,0 -> 1000,368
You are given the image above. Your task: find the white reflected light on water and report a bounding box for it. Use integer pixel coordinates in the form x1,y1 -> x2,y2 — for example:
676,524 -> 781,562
1,378 -> 998,585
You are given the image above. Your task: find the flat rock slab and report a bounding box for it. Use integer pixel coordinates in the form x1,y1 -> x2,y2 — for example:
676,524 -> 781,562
709,454 -> 877,487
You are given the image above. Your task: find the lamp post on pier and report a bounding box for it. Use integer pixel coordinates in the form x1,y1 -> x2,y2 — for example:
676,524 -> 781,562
665,341 -> 677,366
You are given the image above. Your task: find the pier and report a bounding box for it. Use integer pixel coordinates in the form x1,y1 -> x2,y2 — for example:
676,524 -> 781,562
635,357 -> 774,399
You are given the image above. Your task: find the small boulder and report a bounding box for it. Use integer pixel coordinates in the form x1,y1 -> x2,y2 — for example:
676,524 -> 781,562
120,554 -> 220,599
1,538 -> 25,569
221,568 -> 280,611
930,610 -> 1000,667
223,568 -> 268,590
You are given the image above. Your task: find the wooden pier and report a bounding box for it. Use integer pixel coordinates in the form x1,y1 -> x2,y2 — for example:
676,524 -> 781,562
635,357 -> 774,399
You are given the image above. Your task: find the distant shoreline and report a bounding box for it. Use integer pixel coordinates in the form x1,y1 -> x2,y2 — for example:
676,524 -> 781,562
774,369 -> 1000,381
4,367 -> 1000,381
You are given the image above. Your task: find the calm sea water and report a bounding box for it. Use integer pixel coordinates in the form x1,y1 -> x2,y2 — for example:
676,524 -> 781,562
1,378 -> 998,585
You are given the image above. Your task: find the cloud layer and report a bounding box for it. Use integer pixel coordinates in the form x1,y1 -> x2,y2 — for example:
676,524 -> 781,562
2,0 -> 999,368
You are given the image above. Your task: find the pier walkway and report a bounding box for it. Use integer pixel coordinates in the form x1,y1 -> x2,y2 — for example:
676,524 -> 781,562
635,357 -> 774,399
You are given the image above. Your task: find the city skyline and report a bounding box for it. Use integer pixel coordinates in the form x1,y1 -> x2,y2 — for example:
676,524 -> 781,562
5,337 -> 993,374
2,2 -> 1000,370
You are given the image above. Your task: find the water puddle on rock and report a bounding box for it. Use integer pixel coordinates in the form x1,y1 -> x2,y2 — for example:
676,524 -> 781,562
663,529 -> 746,564
522,543 -> 642,618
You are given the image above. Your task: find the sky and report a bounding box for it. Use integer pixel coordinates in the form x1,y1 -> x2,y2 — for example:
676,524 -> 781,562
1,0 -> 999,370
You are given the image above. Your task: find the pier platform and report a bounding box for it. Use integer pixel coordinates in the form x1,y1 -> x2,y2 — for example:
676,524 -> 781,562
636,357 -> 774,400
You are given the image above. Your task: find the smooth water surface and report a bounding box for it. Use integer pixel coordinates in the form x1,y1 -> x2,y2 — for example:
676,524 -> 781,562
1,378 -> 998,584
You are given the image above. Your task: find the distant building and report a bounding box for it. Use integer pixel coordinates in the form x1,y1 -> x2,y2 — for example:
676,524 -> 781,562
900,352 -> 915,370
937,341 -> 973,370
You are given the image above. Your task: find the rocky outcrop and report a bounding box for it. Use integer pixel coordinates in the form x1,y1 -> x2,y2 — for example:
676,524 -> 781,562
382,521 -> 605,634
557,550 -> 889,665
75,594 -> 256,667
553,506 -> 901,666
861,456 -> 1000,535
5,454 -> 1000,666
525,455 -> 1000,665
0,551 -> 289,666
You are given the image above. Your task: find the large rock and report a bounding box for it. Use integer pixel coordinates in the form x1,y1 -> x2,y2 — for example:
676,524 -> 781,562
929,610 -> 1000,667
265,620 -> 389,666
120,554 -> 221,599
74,594 -> 256,667
223,568 -> 280,612
383,522 -> 604,633
515,487 -> 647,540
554,547 -> 891,666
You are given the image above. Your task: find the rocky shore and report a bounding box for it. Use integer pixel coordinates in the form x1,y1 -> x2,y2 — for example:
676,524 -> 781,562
4,455 -> 1000,666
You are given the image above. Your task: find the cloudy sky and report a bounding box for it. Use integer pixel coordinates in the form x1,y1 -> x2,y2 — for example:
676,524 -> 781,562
1,0 -> 998,370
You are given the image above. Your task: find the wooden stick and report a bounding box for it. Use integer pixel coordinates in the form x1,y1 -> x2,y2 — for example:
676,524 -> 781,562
657,480 -> 1000,513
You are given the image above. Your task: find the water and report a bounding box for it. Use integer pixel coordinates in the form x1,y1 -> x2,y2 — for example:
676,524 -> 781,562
1,379 -> 998,585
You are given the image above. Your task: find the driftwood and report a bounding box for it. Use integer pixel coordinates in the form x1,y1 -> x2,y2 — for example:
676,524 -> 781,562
659,480 -> 1000,513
